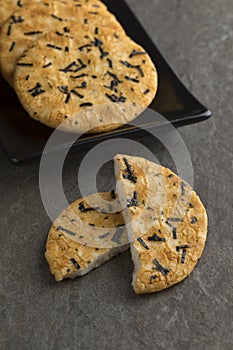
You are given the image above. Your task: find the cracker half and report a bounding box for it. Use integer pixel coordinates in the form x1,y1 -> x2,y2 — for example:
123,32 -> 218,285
46,191 -> 129,281
114,154 -> 208,294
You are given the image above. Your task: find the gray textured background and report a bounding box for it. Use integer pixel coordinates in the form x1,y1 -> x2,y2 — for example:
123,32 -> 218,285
0,0 -> 233,349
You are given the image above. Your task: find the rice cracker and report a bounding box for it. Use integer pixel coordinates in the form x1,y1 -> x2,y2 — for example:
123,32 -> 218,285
46,191 -> 129,282
14,26 -> 157,133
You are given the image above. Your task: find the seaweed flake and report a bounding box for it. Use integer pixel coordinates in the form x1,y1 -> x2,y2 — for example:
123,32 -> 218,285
70,258 -> 81,270
147,206 -> 154,211
104,71 -> 122,91
57,226 -> 76,236
191,217 -> 198,224
79,201 -> 95,212
24,31 -> 43,36
129,50 -> 147,58
176,245 -> 190,264
28,83 -> 45,97
59,61 -> 77,73
153,258 -> 170,276
125,76 -> 140,83
120,60 -> 144,77
136,65 -> 144,77
176,245 -> 190,251
122,157 -> 137,183
42,62 -> 52,68
137,237 -> 150,250
70,73 -> 88,79
11,15 -> 24,23
58,84 -> 84,102
51,14 -> 64,21
74,59 -> 87,72
172,227 -> 177,239
17,62 -> 33,66
80,102 -> 93,107
165,220 -> 173,227
58,85 -> 70,103
90,37 -> 109,58
7,25 -> 12,36
71,89 -> 84,98
47,43 -> 62,51
9,42 -> 16,52
181,182 -> 186,196
181,249 -> 187,263
105,93 -> 126,103
65,94 -> 70,104
148,233 -> 165,242
111,190 -> 116,199
127,191 -> 139,207
150,274 -> 158,281
76,82 -> 87,89
92,37 -> 103,47
107,58 -> 113,68
99,46 -> 108,59
78,44 -> 92,51
168,218 -> 183,222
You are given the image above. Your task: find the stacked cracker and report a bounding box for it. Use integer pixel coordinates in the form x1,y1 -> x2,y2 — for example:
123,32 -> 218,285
0,0 -> 158,133
46,155 -> 208,294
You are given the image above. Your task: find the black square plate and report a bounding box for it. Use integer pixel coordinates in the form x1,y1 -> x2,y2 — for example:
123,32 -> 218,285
0,0 -> 211,163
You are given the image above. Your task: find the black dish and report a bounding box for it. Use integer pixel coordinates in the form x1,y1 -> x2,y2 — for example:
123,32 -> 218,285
0,0 -> 211,163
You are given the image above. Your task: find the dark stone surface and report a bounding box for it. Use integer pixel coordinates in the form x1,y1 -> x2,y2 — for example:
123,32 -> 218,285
0,1 -> 232,349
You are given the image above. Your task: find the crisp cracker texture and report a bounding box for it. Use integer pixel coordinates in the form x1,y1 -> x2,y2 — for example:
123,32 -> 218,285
114,154 -> 208,294
46,192 -> 129,282
0,0 -> 22,27
0,0 -> 113,85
